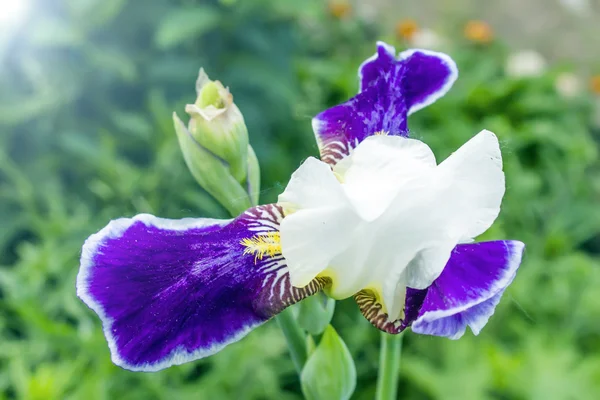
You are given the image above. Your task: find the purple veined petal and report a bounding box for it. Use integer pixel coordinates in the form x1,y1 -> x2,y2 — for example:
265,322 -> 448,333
397,49 -> 458,115
358,41 -> 397,92
313,43 -> 458,166
354,288 -> 427,334
77,204 -> 327,372
411,240 -> 524,340
312,79 -> 409,166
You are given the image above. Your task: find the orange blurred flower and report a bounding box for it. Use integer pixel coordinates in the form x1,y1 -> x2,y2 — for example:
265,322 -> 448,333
590,75 -> 600,94
464,20 -> 493,44
395,19 -> 419,41
329,1 -> 352,19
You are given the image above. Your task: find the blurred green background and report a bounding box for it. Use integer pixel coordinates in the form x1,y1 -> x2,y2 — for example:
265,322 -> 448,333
1,0 -> 600,399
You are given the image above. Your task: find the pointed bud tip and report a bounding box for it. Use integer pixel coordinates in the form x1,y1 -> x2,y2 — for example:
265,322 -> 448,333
197,81 -> 225,109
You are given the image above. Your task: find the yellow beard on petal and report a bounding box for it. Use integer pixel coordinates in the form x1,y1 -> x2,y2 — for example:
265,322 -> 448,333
241,232 -> 282,262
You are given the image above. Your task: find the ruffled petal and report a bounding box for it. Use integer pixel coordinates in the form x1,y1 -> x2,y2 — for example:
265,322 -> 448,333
278,132 -> 505,317
334,135 -> 436,222
77,205 -> 326,371
314,43 -> 457,166
411,240 -> 524,339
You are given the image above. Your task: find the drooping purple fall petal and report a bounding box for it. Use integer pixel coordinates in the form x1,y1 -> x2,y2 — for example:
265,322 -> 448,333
77,205 -> 325,372
314,42 -> 458,165
411,240 -> 524,339
354,241 -> 523,336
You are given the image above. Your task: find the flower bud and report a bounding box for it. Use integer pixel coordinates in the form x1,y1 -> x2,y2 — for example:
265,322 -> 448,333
186,69 -> 249,183
173,113 -> 253,216
296,293 -> 335,335
301,325 -> 356,400
174,69 -> 261,215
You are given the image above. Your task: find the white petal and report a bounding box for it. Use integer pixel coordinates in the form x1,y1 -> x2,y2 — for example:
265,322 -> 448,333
278,157 -> 345,209
382,270 -> 408,321
278,131 -> 506,316
335,135 -> 437,221
404,242 -> 456,289
372,129 -> 505,290
280,206 -> 359,287
438,129 -> 505,240
278,157 -> 360,287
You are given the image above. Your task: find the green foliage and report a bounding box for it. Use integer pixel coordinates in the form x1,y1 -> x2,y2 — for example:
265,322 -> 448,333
297,293 -> 336,336
1,0 -> 599,399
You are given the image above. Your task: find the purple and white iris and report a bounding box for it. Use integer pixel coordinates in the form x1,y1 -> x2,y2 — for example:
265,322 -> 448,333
77,42 -> 524,372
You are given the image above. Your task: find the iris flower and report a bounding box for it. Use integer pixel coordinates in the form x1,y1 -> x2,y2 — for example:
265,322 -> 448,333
77,42 -> 524,372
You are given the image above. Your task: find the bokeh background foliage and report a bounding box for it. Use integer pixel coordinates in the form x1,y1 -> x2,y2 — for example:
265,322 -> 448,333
1,0 -> 600,399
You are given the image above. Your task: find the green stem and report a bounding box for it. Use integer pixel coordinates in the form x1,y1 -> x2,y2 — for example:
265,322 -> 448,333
275,308 -> 307,375
375,332 -> 403,400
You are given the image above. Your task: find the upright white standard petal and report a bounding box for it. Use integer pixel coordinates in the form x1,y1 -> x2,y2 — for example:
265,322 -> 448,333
278,131 -> 505,317
436,129 -> 504,241
279,157 -> 360,287
335,135 -> 437,221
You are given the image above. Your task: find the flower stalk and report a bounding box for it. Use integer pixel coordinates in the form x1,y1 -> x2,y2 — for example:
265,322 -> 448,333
276,308 -> 308,375
375,332 -> 403,400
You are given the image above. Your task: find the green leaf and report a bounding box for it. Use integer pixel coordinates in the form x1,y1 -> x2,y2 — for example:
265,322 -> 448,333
154,7 -> 221,49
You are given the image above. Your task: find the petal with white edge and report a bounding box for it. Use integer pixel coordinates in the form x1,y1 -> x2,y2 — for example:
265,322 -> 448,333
313,43 -> 458,166
358,41 -> 397,92
398,49 -> 459,115
77,205 -> 326,371
411,240 -> 524,339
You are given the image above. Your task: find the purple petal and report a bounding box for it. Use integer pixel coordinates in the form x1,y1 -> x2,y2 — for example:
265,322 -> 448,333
314,43 -> 458,166
358,41 -> 397,92
354,287 -> 427,334
77,205 -> 325,371
312,77 -> 409,165
411,240 -> 524,339
398,49 -> 458,115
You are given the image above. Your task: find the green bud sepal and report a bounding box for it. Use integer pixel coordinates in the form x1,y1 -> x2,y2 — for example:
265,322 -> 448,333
301,325 -> 357,400
173,69 -> 261,214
